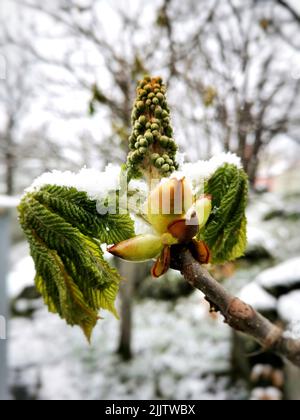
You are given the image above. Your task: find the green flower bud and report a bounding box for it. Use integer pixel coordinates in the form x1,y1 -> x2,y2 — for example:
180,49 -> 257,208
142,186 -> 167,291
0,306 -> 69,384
156,92 -> 164,101
160,136 -> 169,147
155,157 -> 165,168
162,110 -> 169,118
151,153 -> 160,162
151,123 -> 159,131
168,139 -> 177,150
139,138 -> 148,147
148,92 -> 155,99
166,158 -> 173,166
166,127 -> 173,137
135,142 -> 140,149
152,97 -> 159,105
155,106 -> 163,117
162,154 -> 169,160
139,116 -> 147,125
139,89 -> 147,97
137,101 -> 145,111
152,130 -> 160,139
170,166 -> 176,172
145,132 -> 154,142
161,164 -> 170,172
135,122 -> 142,130
146,99 -> 152,106
146,122 -> 151,129
139,147 -> 147,155
132,151 -> 140,162
144,84 -> 152,92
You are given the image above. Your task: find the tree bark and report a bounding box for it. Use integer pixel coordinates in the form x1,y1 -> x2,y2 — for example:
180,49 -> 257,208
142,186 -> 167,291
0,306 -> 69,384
171,246 -> 300,368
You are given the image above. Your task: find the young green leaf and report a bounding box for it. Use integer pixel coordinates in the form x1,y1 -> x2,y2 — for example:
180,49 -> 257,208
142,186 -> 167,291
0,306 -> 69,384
202,164 -> 248,264
18,186 -> 135,340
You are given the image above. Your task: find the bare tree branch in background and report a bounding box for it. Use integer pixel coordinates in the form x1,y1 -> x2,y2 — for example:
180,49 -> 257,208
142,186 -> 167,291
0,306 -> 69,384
0,47 -> 31,195
277,0 -> 300,24
177,0 -> 300,184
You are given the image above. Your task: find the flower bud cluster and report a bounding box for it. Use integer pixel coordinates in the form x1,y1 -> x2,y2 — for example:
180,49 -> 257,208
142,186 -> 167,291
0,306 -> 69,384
127,76 -> 179,179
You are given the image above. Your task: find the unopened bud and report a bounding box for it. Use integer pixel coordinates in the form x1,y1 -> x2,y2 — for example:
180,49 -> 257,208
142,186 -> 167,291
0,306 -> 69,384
145,177 -> 194,234
195,195 -> 212,230
108,234 -> 164,262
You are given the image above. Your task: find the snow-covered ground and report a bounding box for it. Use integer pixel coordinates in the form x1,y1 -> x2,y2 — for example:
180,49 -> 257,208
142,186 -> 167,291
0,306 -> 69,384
8,289 -> 247,400
256,258 -> 300,291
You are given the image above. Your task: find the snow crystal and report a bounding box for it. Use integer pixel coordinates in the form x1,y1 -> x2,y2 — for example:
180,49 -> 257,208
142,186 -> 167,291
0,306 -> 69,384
239,283 -> 277,312
256,257 -> 300,289
278,290 -> 300,325
179,152 -> 242,191
25,164 -> 122,202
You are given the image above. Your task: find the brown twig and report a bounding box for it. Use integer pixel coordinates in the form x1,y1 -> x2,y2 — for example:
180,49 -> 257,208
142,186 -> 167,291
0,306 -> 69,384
171,246 -> 300,368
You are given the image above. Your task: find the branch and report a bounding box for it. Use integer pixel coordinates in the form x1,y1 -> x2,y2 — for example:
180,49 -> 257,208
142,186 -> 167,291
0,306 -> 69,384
171,246 -> 300,368
277,0 -> 300,24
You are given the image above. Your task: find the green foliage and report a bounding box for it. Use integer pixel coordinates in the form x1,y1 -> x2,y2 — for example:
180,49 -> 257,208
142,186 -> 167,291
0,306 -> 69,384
18,185 -> 135,340
202,164 -> 248,264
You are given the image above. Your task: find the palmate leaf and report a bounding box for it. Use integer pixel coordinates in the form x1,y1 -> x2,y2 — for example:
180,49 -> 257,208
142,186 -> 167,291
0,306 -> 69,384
18,185 -> 135,341
202,164 -> 248,264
